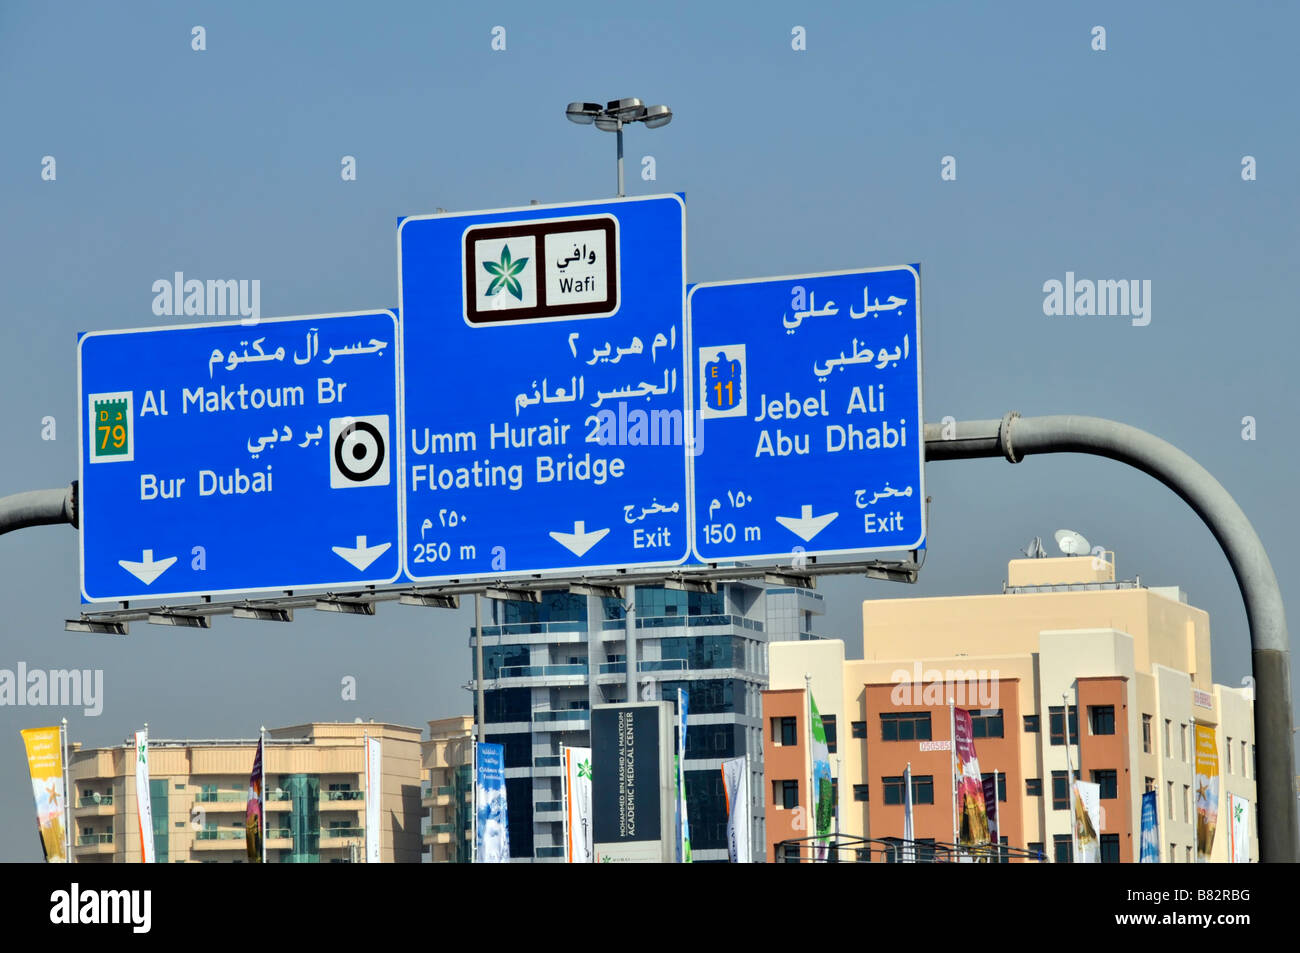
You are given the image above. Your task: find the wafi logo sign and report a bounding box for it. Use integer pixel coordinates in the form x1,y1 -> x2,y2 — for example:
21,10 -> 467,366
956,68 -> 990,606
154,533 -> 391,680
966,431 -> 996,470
462,214 -> 619,324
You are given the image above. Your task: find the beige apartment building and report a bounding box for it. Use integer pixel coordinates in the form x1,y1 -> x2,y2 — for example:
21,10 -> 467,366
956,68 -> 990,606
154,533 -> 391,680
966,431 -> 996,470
68,721 -> 423,863
763,553 -> 1258,862
420,716 -> 475,863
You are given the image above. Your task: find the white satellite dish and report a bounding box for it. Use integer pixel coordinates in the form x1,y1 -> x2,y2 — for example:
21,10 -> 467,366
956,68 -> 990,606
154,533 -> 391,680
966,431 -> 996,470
1054,529 -> 1090,556
1022,536 -> 1047,559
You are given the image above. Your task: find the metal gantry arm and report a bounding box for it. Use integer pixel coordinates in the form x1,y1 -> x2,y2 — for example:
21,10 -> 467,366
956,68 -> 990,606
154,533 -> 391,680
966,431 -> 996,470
925,413 -> 1297,862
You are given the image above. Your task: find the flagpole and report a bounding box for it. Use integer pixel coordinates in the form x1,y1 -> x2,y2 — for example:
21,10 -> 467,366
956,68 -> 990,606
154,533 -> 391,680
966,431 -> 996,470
804,673 -> 813,863
61,717 -> 71,864
142,721 -> 148,863
471,740 -> 478,865
259,725 -> 267,865
1063,692 -> 1075,863
948,698 -> 957,859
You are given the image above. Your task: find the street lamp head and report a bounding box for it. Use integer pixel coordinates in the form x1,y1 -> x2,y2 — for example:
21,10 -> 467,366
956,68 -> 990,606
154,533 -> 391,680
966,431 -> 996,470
606,97 -> 646,122
593,115 -> 621,132
565,101 -> 602,125
642,104 -> 672,129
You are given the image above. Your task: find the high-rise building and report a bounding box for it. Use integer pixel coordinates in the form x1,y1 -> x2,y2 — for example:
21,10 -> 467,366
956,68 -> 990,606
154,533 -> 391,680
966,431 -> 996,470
470,582 -> 824,862
68,721 -> 423,863
420,715 -> 475,862
762,553 -> 1257,863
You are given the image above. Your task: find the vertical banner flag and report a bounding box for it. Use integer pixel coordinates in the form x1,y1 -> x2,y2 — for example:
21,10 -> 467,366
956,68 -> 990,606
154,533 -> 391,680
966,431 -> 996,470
21,726 -> 68,863
953,709 -> 989,850
721,756 -> 751,863
675,688 -> 692,863
475,742 -> 510,863
564,746 -> 593,863
809,692 -> 833,858
1140,789 -> 1161,862
981,773 -> 999,854
902,762 -> 915,863
1194,724 -> 1220,862
134,729 -> 155,863
364,736 -> 382,863
245,736 -> 264,862
1227,793 -> 1251,863
1072,781 -> 1101,863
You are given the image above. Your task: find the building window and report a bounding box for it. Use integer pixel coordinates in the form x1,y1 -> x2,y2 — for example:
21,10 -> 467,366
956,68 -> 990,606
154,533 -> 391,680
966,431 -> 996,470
1226,736 -> 1233,773
1048,706 -> 1078,746
1051,771 -> 1069,810
980,773 -> 1007,802
880,712 -> 932,742
772,716 -> 797,747
1169,843 -> 1177,863
1100,834 -> 1121,863
1180,723 -> 1188,762
1144,777 -> 1156,793
1167,781 -> 1175,819
1183,785 -> 1190,822
1186,846 -> 1193,863
852,784 -> 869,802
1023,714 -> 1040,732
971,709 -> 1004,739
1088,705 -> 1115,736
774,779 -> 798,809
1164,718 -> 1172,754
1026,778 -> 1043,797
1054,834 -> 1073,864
1142,714 -> 1152,754
1091,769 -> 1118,800
1028,841 -> 1046,861
882,775 -> 933,805
850,721 -> 867,739
822,715 -> 837,754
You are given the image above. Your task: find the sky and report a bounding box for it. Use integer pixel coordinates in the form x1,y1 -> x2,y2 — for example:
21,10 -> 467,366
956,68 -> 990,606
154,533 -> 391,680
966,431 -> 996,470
1,1 -> 1297,861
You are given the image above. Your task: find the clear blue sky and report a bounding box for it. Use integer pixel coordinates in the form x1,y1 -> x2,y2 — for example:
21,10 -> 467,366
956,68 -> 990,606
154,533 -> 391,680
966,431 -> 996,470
1,1 -> 1296,860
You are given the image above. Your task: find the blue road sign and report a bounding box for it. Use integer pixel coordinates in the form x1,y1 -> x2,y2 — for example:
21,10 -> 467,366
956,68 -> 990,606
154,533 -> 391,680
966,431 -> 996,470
688,266 -> 925,562
398,195 -> 689,581
78,311 -> 402,602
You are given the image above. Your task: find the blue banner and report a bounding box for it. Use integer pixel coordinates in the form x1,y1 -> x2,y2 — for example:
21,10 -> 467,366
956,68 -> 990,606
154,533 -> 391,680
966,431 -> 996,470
1140,789 -> 1160,863
475,742 -> 510,863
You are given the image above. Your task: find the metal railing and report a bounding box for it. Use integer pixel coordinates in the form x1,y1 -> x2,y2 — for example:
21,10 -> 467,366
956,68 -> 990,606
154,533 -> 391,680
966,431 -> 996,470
773,835 -> 1047,863
78,795 -> 113,807
324,790 -> 364,801
77,832 -> 114,845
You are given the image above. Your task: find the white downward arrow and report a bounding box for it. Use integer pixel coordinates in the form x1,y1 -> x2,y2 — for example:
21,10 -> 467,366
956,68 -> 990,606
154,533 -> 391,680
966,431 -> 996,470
775,505 -> 838,542
549,521 -> 609,557
118,549 -> 178,586
332,536 -> 391,571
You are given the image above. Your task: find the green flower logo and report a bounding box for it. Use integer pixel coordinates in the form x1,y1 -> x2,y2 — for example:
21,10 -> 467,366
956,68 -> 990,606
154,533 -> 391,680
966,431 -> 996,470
484,244 -> 529,301
578,759 -> 592,780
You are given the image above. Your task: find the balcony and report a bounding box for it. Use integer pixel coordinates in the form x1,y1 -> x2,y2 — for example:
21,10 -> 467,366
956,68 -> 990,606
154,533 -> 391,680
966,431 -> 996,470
76,832 -> 114,849
195,791 -> 249,811
324,790 -> 364,802
195,829 -> 244,842
598,659 -> 687,675
77,794 -> 115,814
322,827 -> 364,839
494,664 -> 588,682
532,710 -> 590,731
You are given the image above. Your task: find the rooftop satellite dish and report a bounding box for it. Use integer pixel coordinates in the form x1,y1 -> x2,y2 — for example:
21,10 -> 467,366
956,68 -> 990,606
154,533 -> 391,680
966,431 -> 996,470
1022,536 -> 1047,559
1054,529 -> 1090,556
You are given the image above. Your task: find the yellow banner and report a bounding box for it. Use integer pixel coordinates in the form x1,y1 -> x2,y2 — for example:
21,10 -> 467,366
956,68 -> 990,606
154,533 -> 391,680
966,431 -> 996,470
1194,724 -> 1220,862
21,726 -> 68,862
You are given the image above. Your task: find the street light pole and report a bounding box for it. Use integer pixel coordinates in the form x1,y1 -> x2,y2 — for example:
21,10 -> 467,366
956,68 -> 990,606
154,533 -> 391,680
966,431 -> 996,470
616,120 -> 624,198
566,99 -> 672,199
